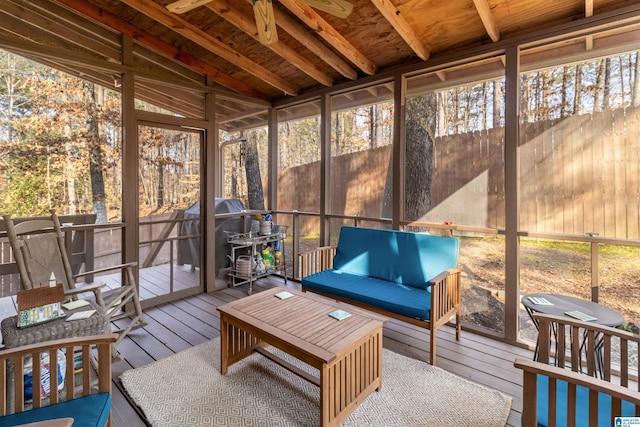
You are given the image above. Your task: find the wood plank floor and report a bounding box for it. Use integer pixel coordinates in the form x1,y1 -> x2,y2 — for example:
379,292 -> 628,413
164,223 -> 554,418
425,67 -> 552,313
109,276 -> 531,427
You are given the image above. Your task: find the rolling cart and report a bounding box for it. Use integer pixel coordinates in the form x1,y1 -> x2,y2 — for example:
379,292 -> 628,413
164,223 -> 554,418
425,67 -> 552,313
225,226 -> 288,295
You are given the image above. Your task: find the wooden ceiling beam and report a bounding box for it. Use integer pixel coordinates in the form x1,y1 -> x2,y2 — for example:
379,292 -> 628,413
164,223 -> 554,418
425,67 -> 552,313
472,0 -> 500,42
585,0 -> 594,50
370,0 -> 430,60
271,3 -> 358,80
117,0 -> 299,96
205,0 -> 333,87
278,0 -> 376,75
54,0 -> 268,100
219,107 -> 268,125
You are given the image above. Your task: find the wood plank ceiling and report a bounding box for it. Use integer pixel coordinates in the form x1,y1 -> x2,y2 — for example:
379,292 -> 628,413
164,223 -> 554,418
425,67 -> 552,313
1,0 -> 640,130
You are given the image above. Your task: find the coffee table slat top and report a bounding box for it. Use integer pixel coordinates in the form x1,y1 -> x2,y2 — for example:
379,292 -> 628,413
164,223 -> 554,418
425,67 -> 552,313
217,288 -> 387,364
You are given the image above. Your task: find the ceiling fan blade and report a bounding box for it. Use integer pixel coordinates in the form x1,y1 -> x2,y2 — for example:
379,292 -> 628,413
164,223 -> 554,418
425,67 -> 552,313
166,0 -> 212,14
299,0 -> 353,18
253,0 -> 278,45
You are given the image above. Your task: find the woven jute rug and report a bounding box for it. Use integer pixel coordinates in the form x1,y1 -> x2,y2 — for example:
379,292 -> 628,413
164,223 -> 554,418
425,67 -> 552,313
120,338 -> 512,427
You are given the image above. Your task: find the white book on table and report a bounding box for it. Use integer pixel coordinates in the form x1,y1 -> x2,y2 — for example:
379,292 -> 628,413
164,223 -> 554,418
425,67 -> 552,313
62,300 -> 91,310
65,310 -> 96,321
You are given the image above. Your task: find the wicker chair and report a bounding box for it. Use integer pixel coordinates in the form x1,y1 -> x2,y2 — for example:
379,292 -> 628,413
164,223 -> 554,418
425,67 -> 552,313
514,312 -> 640,427
2,211 -> 144,351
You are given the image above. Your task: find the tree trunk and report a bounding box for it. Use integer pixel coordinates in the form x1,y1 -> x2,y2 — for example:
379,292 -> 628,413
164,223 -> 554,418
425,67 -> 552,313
464,87 -> 470,130
375,105 -> 385,147
437,92 -> 448,136
633,52 -> 640,107
63,118 -> 77,215
493,79 -> 502,128
369,105 -> 375,148
603,57 -> 612,110
594,59 -> 605,113
482,82 -> 489,130
244,130 -> 265,210
334,113 -> 341,154
86,83 -> 107,223
574,64 -> 583,114
404,95 -> 437,221
561,66 -> 568,118
157,160 -> 164,209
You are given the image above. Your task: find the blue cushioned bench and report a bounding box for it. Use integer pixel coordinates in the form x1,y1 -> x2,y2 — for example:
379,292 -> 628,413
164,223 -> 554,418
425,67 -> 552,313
514,313 -> 640,427
300,226 -> 462,365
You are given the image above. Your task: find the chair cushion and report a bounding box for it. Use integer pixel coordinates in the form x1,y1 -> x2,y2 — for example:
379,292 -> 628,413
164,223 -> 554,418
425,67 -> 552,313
0,393 -> 111,427
536,374 -> 637,427
332,227 -> 459,290
302,269 -> 432,320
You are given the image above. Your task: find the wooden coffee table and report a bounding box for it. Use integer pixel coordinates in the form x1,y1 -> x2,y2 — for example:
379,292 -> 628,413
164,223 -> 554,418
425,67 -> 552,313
217,287 -> 387,427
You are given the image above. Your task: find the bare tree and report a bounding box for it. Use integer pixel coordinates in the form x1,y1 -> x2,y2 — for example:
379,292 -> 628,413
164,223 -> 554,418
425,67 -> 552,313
493,79 -> 502,128
574,64 -> 583,114
632,52 -> 640,107
244,130 -> 265,210
85,82 -> 107,223
404,95 -> 436,221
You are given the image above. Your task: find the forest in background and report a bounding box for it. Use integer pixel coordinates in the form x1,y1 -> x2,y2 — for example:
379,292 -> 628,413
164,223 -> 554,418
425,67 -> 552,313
2,49 -> 640,227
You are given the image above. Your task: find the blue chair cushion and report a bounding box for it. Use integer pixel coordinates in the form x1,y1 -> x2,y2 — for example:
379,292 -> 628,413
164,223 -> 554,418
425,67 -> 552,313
0,392 -> 111,427
302,269 -> 432,321
536,374 -> 637,427
332,227 -> 459,290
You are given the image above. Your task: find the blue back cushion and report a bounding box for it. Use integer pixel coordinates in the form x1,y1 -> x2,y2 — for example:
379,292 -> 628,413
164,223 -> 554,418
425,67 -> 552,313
536,374 -> 638,427
332,227 -> 459,290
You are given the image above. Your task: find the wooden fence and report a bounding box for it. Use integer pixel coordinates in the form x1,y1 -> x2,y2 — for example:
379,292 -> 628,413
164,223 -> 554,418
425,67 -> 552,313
279,106 -> 640,240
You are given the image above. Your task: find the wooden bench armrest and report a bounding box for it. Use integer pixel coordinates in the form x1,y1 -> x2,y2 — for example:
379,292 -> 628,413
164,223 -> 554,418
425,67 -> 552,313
514,357 -> 640,426
0,334 -> 118,416
429,267 -> 462,326
299,246 -> 336,277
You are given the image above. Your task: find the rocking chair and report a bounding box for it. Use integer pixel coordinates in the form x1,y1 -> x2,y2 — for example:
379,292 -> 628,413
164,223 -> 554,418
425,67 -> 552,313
2,211 -> 144,351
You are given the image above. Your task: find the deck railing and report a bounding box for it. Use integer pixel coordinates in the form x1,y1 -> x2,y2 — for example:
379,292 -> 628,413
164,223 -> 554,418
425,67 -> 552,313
2,210 -> 639,331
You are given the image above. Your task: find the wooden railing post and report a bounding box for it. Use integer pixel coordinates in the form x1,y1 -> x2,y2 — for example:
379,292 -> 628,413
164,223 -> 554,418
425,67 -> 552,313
292,210 -> 300,279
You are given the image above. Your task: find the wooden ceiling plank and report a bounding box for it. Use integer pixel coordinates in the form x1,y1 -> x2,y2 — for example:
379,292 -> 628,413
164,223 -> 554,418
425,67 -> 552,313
205,0 -> 333,86
472,0 -> 500,42
3,0 -> 121,60
117,0 -> 299,95
278,0 -> 376,75
0,28 -> 235,99
131,43 -> 208,85
369,0 -> 430,61
271,3 -> 358,80
8,0 -> 122,56
54,0 -> 268,100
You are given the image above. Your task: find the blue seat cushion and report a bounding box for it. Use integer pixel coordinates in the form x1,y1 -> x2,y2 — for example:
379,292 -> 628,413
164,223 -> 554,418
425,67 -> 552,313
302,269 -> 432,321
536,374 -> 637,427
0,392 -> 111,427
333,227 -> 459,290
